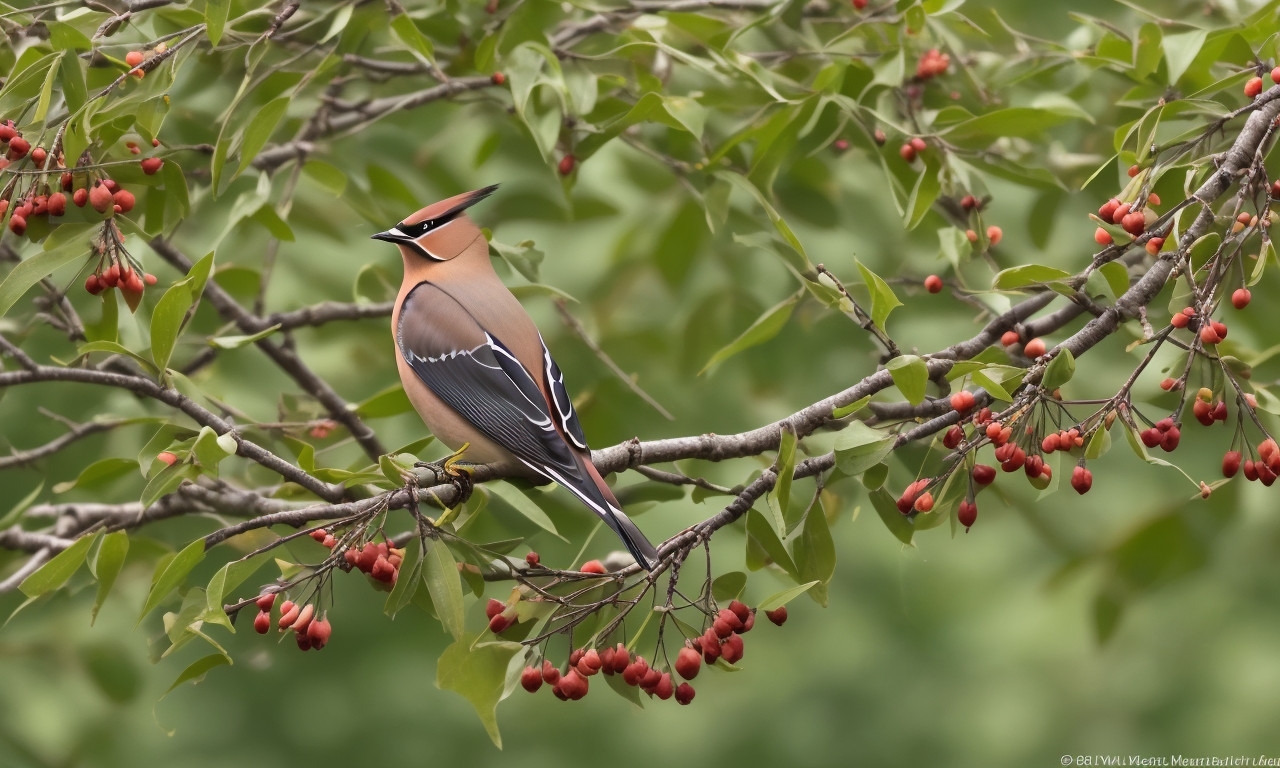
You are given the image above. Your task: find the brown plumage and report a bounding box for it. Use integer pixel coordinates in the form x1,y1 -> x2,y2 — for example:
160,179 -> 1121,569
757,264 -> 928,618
372,185 -> 659,569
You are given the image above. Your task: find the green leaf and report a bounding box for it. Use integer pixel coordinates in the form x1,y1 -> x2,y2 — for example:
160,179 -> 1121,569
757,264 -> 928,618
192,426 -> 234,475
383,537 -> 423,617
89,532 -> 130,624
831,395 -> 870,420
1042,348 -> 1076,390
208,324 -> 281,349
757,580 -> 820,611
869,488 -> 913,546
745,508 -> 798,575
700,290 -> 800,375
905,155 -> 941,229
53,457 -> 137,494
150,252 -> 213,373
436,634 -> 522,748
235,97 -> 290,178
794,518 -> 833,607
140,461 -> 195,508
941,108 -> 1077,148
19,531 -> 100,598
711,571 -> 747,602
303,160 -> 347,195
34,49 -> 61,123
0,482 -> 44,529
1164,29 -> 1208,84
855,260 -> 902,331
138,539 -> 206,624
833,421 -> 895,476
161,653 -> 231,699
423,540 -> 466,640
1085,425 -> 1111,461
205,0 -> 229,46
886,355 -> 928,405
717,171 -> 811,273
0,237 -> 90,318
487,483 -> 561,538
391,13 -> 434,60
768,425 -> 799,535
200,551 -> 270,630
355,384 -> 415,419
993,264 -> 1073,290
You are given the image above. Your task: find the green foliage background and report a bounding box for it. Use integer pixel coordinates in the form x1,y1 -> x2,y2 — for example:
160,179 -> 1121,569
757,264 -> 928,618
2,0 -> 1279,765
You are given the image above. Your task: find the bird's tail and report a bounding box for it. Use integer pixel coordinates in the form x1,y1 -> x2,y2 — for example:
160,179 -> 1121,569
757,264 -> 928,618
578,458 -> 660,570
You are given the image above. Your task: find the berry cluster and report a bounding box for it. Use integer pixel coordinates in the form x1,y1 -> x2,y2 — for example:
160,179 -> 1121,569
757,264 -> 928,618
915,48 -> 950,79
315,529 -> 404,587
515,600 -> 786,705
1223,438 -> 1280,485
1243,66 -> 1280,99
250,592 -> 333,651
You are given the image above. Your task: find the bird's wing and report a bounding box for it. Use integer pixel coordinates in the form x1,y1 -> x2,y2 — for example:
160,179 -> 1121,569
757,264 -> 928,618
538,334 -> 589,451
398,281 -> 657,568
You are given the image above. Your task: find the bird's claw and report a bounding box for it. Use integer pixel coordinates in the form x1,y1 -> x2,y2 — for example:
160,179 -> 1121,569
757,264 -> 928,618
410,443 -> 475,523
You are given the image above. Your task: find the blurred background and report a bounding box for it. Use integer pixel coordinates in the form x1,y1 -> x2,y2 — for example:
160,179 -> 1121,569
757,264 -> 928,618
3,0 -> 1280,765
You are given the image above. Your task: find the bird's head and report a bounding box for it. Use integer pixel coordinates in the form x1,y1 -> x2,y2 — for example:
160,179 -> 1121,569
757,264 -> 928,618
371,184 -> 498,262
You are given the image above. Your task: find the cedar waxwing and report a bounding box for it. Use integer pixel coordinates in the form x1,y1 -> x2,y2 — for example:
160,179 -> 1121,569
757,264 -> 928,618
372,185 -> 659,570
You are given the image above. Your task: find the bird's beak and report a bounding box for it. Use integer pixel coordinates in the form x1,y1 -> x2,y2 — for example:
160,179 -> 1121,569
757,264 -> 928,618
371,228 -> 406,243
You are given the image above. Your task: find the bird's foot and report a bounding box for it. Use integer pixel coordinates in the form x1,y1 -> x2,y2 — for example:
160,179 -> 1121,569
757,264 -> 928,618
410,443 -> 475,525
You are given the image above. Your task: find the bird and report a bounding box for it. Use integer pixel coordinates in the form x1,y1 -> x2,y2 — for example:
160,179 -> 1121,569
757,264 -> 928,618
371,185 -> 660,570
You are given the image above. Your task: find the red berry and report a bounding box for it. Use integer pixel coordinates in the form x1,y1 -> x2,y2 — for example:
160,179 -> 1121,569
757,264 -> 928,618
125,50 -> 145,67
1070,466 -> 1093,494
1244,76 -> 1263,98
525,551 -> 539,566
1120,210 -> 1145,236
277,602 -> 300,629
485,598 -> 505,619
1111,202 -> 1130,224
112,189 -> 135,213
1127,164 -> 1140,178
727,600 -> 751,622
1199,325 -> 1220,345
722,633 -> 744,663
1094,227 -> 1113,246
853,0 -> 868,7
521,665 -> 543,693
986,225 -> 1002,245
89,183 -> 113,213
1223,451 -> 1242,478
140,157 -> 163,174
307,617 -> 331,648
899,143 -> 917,162
1098,198 -> 1120,221
558,154 -> 576,175
6,136 -> 29,160
943,425 -> 964,449
255,593 -> 276,611
85,274 -> 103,295
958,500 -> 977,528
47,192 -> 66,216
488,613 -> 512,634
1000,330 -> 1019,346
579,559 -> 606,574
1231,288 -> 1251,309
950,390 -> 975,413
960,194 -> 977,210
675,683 -> 695,705
1023,338 -> 1046,357
1145,236 -> 1164,255
253,611 -> 271,634
966,228 -> 978,243
913,491 -> 934,513
73,188 -> 88,207
578,648 -> 602,676
490,71 -> 506,85
0,124 -> 14,142
144,273 -> 158,285
972,464 -> 996,485
765,606 -> 788,626
31,146 -> 46,167
910,137 -> 927,152
1170,311 -> 1189,328
924,274 -> 943,293
157,451 -> 177,466
1272,66 -> 1280,85
675,647 -> 702,680
7,215 -> 25,236
542,659 -> 562,685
